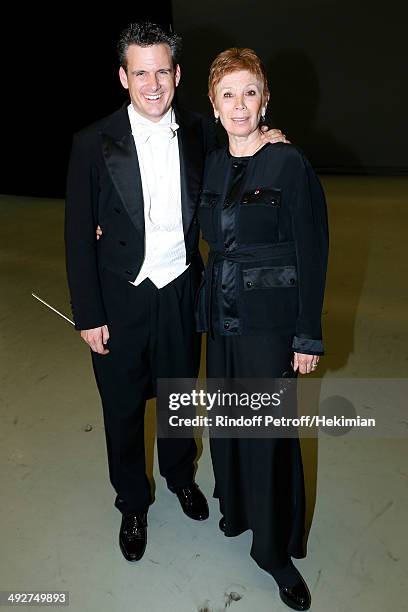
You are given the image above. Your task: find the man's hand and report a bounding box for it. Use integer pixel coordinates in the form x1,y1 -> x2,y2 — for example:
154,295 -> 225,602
293,353 -> 319,374
260,126 -> 290,144
80,325 -> 110,354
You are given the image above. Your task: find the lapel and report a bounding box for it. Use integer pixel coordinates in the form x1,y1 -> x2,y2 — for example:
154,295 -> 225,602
174,106 -> 204,234
100,103 -> 144,234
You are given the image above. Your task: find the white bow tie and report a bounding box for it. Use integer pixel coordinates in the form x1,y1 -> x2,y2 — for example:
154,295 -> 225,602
133,121 -> 179,143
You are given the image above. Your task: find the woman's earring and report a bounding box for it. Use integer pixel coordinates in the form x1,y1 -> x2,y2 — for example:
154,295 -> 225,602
214,116 -> 219,124
260,109 -> 266,123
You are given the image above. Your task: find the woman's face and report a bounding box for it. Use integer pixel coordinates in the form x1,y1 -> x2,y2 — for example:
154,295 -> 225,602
212,70 -> 266,138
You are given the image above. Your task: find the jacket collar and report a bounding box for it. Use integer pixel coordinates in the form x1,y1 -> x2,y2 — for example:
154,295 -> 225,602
100,103 -> 144,234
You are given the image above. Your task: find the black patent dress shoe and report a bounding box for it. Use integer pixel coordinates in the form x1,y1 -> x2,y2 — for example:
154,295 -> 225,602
169,482 -> 209,520
219,516 -> 226,532
278,576 -> 311,611
119,512 -> 147,562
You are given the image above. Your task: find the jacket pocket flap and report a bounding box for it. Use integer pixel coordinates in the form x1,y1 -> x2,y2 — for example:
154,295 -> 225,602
199,190 -> 220,207
242,188 -> 281,206
243,266 -> 297,289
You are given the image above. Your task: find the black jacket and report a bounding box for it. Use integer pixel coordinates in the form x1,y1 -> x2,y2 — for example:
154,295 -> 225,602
65,103 -> 217,330
196,143 -> 329,355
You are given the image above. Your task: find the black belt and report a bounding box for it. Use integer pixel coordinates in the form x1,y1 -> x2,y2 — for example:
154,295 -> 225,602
205,241 -> 297,338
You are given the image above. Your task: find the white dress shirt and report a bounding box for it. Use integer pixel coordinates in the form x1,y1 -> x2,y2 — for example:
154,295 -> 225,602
128,104 -> 189,288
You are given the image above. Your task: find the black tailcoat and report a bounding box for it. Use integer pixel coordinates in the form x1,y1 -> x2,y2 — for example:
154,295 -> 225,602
65,103 -> 216,330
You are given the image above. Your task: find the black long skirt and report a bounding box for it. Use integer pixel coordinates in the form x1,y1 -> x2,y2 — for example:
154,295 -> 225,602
207,332 -> 306,572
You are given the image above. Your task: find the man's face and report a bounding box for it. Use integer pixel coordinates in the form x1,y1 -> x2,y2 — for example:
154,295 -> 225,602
119,43 -> 180,122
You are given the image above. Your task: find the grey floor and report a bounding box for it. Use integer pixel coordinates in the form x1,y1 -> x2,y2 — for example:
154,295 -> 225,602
0,177 -> 407,612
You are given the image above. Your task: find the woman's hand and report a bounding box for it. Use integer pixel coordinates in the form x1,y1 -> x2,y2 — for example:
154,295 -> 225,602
96,225 -> 102,240
293,353 -> 319,374
260,126 -> 291,144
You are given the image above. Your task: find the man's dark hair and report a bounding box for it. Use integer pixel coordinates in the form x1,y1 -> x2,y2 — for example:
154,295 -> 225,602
117,21 -> 182,70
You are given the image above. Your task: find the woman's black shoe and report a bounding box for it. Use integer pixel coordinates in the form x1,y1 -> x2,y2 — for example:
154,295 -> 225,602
270,561 -> 311,611
219,516 -> 226,532
278,579 -> 311,611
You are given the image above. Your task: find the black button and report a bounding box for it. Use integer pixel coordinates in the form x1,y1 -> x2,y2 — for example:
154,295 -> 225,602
289,278 -> 296,285
232,162 -> 239,168
246,281 -> 253,288
224,241 -> 230,250
119,240 -> 126,246
224,321 -> 230,329
125,270 -> 133,275
114,207 -> 121,214
221,284 -> 226,289
223,200 -> 230,208
242,197 -> 249,204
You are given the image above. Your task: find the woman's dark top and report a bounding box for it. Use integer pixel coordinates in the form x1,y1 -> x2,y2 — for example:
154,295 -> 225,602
196,142 -> 329,355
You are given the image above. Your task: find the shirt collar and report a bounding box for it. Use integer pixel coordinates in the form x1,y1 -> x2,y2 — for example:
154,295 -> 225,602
128,104 -> 175,131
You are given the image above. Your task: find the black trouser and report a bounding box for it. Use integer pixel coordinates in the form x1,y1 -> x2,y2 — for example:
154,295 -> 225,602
92,265 -> 201,514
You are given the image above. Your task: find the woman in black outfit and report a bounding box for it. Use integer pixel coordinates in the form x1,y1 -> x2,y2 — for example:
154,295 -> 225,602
196,48 -> 329,611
